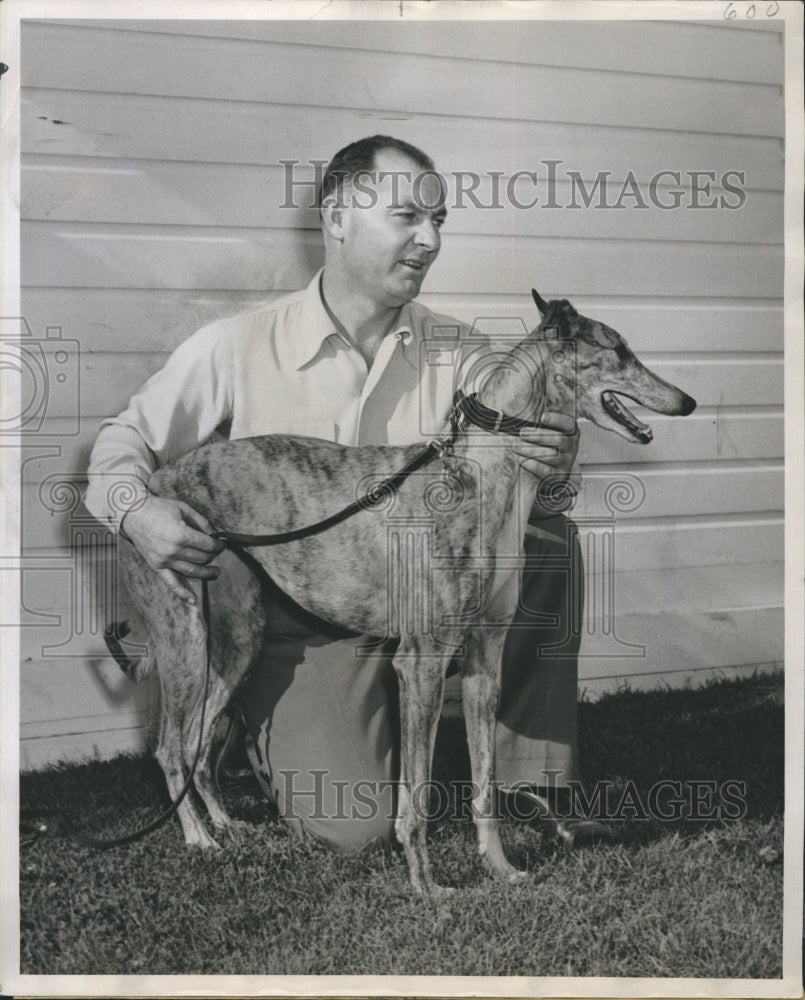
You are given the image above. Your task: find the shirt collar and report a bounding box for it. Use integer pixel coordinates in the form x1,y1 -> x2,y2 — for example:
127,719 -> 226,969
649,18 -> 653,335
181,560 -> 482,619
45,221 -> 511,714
291,270 -> 418,371
388,309 -> 417,368
288,270 -> 341,370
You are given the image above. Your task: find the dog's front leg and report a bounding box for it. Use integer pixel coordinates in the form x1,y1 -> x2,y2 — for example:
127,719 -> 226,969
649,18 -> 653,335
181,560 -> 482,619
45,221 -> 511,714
461,627 -> 528,884
394,642 -> 455,897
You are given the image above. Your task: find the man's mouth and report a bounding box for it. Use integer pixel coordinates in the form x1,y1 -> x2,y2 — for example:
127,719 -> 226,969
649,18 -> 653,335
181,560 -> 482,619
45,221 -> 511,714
399,258 -> 427,272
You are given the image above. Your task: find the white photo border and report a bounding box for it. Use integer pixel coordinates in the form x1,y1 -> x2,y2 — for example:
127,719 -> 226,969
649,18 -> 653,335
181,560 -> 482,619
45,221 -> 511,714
1,1 -> 802,997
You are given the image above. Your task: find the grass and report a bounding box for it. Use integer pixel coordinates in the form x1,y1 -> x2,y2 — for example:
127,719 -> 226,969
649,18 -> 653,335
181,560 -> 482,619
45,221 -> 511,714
19,671 -> 784,978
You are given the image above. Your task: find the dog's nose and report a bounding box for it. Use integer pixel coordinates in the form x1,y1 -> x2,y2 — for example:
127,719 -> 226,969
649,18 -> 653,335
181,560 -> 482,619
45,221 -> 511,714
679,393 -> 697,415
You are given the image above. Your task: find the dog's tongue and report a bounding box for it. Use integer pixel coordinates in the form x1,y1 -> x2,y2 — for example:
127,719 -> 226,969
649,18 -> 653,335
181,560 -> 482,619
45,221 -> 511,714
602,391 -> 653,443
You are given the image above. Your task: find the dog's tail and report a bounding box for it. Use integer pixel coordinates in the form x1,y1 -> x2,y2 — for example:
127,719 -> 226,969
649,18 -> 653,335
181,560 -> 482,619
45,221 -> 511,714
103,620 -> 156,682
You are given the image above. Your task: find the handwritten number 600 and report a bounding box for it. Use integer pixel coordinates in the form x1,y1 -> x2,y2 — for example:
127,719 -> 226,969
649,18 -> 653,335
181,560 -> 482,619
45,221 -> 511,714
724,1 -> 780,17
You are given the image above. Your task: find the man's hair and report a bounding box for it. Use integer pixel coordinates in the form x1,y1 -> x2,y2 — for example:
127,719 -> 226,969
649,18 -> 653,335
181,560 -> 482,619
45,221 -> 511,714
318,135 -> 435,209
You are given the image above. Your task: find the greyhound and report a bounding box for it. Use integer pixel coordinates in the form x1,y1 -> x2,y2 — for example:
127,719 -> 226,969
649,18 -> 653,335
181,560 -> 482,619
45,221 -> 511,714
107,291 -> 696,895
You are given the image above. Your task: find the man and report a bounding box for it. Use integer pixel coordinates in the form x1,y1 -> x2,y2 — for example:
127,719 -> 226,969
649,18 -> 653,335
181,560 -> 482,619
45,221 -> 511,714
85,135 -> 600,851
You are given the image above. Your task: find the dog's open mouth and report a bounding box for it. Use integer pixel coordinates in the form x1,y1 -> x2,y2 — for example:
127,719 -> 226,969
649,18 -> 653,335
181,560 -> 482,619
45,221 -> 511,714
601,391 -> 653,443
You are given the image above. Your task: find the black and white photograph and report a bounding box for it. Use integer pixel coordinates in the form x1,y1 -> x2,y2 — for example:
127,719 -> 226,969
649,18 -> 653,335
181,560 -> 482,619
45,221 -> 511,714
1,0 -> 802,996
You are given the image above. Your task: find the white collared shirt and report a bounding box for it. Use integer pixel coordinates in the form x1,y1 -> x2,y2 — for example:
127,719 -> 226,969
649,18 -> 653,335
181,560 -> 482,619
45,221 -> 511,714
84,271 -> 477,529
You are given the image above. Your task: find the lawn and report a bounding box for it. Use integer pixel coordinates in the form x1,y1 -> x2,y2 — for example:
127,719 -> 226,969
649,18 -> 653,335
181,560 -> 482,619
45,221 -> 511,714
19,671 -> 784,978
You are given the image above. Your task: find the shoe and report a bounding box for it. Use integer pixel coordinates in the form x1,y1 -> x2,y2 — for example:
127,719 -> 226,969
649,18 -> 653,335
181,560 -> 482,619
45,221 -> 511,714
553,817 -> 615,847
217,764 -> 258,791
504,787 -> 616,847
214,714 -> 259,792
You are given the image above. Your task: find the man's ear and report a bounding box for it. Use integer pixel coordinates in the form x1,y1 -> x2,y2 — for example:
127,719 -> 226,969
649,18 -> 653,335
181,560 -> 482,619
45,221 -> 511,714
321,197 -> 346,243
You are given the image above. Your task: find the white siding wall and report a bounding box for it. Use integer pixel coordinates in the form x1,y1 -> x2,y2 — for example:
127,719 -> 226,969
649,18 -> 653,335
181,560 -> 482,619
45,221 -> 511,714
18,17 -> 785,768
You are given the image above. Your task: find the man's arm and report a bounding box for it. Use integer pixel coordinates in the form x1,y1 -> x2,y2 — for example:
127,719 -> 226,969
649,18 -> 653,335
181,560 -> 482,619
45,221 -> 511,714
84,324 -> 231,603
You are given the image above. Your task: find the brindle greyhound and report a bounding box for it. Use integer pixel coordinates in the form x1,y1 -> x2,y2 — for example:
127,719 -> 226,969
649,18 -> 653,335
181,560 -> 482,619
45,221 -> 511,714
108,291 -> 695,895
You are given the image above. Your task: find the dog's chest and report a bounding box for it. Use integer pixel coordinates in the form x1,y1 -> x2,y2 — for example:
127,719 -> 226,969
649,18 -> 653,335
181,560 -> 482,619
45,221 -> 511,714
483,470 -> 534,620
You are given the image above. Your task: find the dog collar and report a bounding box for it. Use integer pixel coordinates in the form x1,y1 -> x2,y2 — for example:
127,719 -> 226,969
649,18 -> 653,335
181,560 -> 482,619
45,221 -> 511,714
453,390 -> 544,437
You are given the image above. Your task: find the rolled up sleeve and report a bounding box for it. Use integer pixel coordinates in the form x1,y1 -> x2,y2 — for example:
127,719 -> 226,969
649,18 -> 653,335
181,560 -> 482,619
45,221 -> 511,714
83,324 -> 234,530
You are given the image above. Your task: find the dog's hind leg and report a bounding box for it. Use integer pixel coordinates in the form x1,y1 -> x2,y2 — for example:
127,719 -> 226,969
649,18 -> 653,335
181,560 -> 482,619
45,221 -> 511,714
184,672 -> 241,831
189,550 -> 267,829
394,640 -> 455,897
121,541 -> 264,844
118,547 -> 220,847
461,626 -> 528,884
152,603 -> 222,850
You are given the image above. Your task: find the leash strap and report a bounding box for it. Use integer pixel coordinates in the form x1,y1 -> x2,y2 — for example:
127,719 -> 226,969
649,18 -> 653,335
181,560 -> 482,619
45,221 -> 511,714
62,581 -> 214,849
212,439 -> 442,547
213,392 -> 541,549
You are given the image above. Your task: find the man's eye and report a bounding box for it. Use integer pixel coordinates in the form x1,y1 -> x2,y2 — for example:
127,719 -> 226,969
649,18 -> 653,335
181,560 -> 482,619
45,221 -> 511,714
433,217 -> 445,229
396,211 -> 416,220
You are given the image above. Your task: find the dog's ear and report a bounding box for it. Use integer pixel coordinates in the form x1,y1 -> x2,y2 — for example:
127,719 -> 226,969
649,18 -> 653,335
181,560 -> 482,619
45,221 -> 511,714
532,289 -> 548,316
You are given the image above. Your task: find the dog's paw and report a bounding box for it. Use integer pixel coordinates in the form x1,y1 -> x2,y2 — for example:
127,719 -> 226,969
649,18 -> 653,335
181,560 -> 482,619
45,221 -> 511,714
409,879 -> 457,900
505,868 -> 531,885
222,819 -> 253,836
427,884 -> 457,901
483,855 -> 529,884
186,827 -> 221,850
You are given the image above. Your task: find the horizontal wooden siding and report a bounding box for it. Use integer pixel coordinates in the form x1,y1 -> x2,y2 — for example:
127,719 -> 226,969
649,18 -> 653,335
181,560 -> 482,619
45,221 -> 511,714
18,16 -> 785,766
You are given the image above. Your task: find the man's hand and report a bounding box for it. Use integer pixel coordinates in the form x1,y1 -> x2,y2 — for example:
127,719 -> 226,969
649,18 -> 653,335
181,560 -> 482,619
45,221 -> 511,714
120,495 -> 226,604
512,410 -> 581,494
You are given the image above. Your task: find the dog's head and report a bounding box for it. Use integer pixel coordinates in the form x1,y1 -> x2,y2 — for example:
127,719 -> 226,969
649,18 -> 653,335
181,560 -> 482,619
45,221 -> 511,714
531,289 -> 696,443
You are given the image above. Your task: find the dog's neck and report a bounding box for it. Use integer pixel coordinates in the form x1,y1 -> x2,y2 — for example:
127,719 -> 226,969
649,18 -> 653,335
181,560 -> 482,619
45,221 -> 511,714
456,335 -> 566,438
443,337 -> 557,534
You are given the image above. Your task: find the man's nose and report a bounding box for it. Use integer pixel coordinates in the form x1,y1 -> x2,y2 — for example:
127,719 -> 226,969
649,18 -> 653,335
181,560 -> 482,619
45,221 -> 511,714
414,219 -> 441,253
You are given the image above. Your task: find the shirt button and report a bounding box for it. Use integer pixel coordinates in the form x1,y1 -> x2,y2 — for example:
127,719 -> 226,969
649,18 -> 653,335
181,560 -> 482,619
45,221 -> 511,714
396,333 -> 402,341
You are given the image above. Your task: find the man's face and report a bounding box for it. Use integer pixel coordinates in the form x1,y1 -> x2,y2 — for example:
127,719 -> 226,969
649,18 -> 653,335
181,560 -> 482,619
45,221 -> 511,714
336,148 -> 447,308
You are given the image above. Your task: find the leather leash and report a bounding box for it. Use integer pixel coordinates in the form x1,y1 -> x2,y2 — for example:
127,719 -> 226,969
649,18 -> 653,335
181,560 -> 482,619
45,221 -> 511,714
211,391 -> 543,548
213,435 -> 443,548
